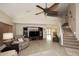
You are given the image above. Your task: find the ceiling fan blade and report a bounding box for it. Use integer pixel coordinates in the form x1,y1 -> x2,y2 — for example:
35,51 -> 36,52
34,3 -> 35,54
35,11 -> 43,15
48,3 -> 59,10
47,11 -> 58,16
36,5 -> 45,11
49,11 -> 58,14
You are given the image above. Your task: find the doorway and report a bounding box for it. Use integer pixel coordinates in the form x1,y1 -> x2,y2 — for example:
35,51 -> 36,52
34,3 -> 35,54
46,28 -> 53,41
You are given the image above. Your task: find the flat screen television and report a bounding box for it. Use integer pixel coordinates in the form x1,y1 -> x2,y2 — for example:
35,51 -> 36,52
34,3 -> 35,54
29,31 -> 39,37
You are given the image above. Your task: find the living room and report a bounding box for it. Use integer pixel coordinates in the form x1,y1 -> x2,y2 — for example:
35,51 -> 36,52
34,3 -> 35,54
0,3 -> 79,56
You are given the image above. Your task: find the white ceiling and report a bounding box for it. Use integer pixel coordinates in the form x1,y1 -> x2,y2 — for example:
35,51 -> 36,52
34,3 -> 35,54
0,3 -> 69,18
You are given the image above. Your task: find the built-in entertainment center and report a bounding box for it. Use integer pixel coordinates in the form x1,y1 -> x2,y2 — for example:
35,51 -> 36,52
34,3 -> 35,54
23,27 -> 43,40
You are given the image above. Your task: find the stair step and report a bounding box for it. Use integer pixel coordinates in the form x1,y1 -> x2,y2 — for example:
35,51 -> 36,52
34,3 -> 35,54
63,39 -> 75,42
64,33 -> 74,34
64,35 -> 75,37
64,39 -> 78,42
63,34 -> 73,36
64,42 -> 79,46
64,32 -> 72,33
63,32 -> 73,33
63,31 -> 73,33
64,39 -> 75,41
64,37 -> 75,39
63,45 -> 79,49
64,36 -> 74,38
63,30 -> 72,32
63,35 -> 74,37
64,34 -> 73,35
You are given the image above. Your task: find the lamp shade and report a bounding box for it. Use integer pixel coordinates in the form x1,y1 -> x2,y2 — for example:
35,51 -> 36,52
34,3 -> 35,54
3,33 -> 13,40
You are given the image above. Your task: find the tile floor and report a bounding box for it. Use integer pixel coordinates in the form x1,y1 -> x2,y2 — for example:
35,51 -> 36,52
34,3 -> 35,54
65,48 -> 79,56
20,39 -> 68,56
19,33 -> 79,56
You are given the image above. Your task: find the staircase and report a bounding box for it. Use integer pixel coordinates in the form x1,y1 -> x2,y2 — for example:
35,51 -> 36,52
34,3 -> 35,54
63,26 -> 79,49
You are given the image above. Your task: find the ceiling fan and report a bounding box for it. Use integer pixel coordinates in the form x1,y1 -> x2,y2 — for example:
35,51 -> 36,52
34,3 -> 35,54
35,3 -> 59,16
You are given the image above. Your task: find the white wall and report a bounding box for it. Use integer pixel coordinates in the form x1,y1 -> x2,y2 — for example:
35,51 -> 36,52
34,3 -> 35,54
15,23 -> 60,39
76,4 -> 79,40
66,4 -> 76,33
13,13 -> 63,39
13,14 -> 63,36
0,10 -> 13,25
66,3 -> 79,40
13,12 -> 62,24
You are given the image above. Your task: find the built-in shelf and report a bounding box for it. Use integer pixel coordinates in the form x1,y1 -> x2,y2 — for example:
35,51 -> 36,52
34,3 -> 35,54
23,27 -> 43,40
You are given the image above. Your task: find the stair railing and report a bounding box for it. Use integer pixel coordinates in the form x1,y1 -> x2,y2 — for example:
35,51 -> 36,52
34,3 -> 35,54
59,24 -> 64,46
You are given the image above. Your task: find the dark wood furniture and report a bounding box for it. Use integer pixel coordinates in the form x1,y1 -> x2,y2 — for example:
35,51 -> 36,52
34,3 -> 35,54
23,27 -> 28,38
23,27 -> 43,40
0,22 -> 13,46
38,27 -> 43,39
53,32 -> 59,42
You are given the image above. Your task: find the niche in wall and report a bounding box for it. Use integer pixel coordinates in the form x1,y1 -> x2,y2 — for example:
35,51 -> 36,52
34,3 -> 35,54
23,27 -> 43,40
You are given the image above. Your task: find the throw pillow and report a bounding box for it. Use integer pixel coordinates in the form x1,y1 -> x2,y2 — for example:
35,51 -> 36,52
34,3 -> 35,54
18,38 -> 24,42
